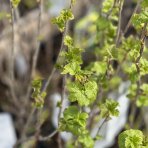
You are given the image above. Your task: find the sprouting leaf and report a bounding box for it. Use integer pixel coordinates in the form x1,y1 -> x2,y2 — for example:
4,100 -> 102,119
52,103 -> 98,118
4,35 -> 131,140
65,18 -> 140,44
100,99 -> 119,117
67,81 -> 98,106
78,132 -> 94,148
91,61 -> 107,75
127,84 -> 137,100
141,84 -> 148,95
59,106 -> 88,135
139,58 -> 148,76
125,64 -> 138,82
61,62 -> 81,75
52,9 -> 74,31
11,0 -> 21,8
64,35 -> 73,48
32,78 -> 46,108
118,129 -> 144,148
136,96 -> 148,107
132,11 -> 148,29
102,0 -> 114,13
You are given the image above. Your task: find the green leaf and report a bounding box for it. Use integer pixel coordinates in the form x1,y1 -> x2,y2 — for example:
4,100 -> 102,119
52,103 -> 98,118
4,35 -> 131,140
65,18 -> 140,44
78,132 -> 94,148
141,0 -> 148,9
141,84 -> 148,95
31,78 -> 46,108
100,99 -> 119,117
118,129 -> 144,148
132,11 -> 148,29
11,0 -> 21,8
102,0 -> 114,13
67,81 -> 98,106
136,96 -> 148,107
59,106 -> 88,135
139,58 -> 148,76
64,35 -> 73,48
125,64 -> 138,82
91,62 -> 107,75
62,62 -> 81,75
52,9 -> 74,32
127,84 -> 137,100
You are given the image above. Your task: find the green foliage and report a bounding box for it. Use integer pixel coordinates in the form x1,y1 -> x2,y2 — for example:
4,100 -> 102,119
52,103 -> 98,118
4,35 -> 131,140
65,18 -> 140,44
59,106 -> 94,147
125,64 -> 138,82
118,129 -> 147,148
127,84 -> 137,100
67,80 -> 97,106
11,0 -> 21,8
136,96 -> 148,107
59,106 -> 88,135
139,58 -> 148,76
32,78 -> 46,108
102,0 -> 114,13
100,99 -> 119,118
140,84 -> 148,95
52,9 -> 74,32
61,35 -> 83,76
78,132 -> 94,148
27,0 -> 148,146
141,0 -> 148,9
132,11 -> 148,29
90,61 -> 107,75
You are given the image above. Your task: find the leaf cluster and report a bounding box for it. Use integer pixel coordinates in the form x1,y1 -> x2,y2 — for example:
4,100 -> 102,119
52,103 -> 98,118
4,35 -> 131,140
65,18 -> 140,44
118,129 -> 148,148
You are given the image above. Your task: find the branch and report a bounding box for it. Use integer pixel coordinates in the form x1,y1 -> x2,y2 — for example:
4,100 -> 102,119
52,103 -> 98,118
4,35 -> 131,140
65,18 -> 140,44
9,0 -> 20,107
130,22 -> 147,128
41,0 -> 73,93
25,0 -> 43,105
95,116 -> 109,138
116,0 -> 124,47
123,0 -> 143,36
17,1 -> 74,145
14,130 -> 58,147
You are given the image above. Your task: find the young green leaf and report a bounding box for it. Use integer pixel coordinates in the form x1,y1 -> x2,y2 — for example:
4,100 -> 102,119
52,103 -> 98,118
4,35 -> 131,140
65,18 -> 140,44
11,0 -> 21,8
59,106 -> 88,135
118,129 -> 144,148
100,99 -> 119,117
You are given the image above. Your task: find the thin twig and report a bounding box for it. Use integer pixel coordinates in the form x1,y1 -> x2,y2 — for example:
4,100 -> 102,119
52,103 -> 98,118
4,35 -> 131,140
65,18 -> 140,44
123,0 -> 143,36
57,75 -> 67,148
21,108 -> 36,139
41,0 -> 72,93
9,0 -> 15,80
18,0 -> 43,140
106,0 -> 117,19
58,76 -> 67,121
39,130 -> 58,141
129,23 -> 147,127
95,116 -> 108,137
18,1 -> 73,145
25,0 -> 43,105
14,130 -> 58,147
116,0 -> 124,47
9,0 -> 20,107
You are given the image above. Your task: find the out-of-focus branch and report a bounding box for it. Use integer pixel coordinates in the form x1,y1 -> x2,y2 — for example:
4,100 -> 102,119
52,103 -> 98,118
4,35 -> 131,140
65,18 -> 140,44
9,0 -> 20,107
123,0 -> 143,36
130,22 -> 147,128
25,0 -> 43,106
116,0 -> 124,47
